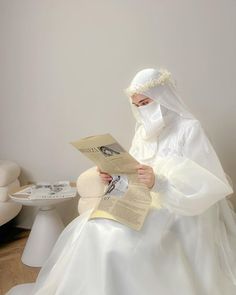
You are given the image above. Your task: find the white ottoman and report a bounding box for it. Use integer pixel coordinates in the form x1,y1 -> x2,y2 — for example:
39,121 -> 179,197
0,160 -> 22,226
76,166 -> 106,214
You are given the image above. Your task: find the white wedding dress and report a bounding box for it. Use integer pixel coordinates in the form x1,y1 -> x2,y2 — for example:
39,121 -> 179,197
6,68 -> 236,295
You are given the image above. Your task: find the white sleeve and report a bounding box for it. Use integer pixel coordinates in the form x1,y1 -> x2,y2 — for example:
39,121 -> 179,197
151,122 -> 233,216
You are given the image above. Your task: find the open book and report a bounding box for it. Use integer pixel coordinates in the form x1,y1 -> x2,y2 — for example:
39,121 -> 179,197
71,134 -> 152,231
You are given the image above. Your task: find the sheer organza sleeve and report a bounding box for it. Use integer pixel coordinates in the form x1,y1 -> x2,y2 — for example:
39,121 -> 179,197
151,121 -> 233,216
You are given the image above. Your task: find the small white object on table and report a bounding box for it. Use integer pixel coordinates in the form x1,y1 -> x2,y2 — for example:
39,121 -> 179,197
9,182 -> 77,267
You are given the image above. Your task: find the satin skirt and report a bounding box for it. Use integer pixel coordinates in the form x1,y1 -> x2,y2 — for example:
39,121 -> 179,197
8,199 -> 236,295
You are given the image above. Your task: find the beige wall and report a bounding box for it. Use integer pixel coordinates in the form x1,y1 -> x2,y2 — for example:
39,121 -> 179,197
0,0 -> 236,226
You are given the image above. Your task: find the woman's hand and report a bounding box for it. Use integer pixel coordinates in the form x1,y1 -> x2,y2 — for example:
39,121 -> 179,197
97,167 -> 113,184
136,164 -> 155,189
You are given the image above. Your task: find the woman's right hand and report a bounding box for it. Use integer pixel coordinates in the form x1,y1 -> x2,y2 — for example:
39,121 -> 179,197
97,167 -> 113,184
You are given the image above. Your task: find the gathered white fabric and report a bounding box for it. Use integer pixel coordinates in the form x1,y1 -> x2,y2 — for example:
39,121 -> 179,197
127,68 -> 233,206
7,68 -> 236,295
127,68 -> 236,287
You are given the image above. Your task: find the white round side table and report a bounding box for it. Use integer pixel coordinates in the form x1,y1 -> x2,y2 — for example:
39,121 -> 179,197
9,185 -> 77,267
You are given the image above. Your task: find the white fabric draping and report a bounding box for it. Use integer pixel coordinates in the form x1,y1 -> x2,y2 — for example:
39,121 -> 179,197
6,68 -> 236,295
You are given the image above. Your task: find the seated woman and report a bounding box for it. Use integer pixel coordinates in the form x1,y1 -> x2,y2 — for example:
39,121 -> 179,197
7,68 -> 236,295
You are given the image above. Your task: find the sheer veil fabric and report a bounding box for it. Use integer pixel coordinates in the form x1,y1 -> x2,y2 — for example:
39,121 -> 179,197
6,68 -> 236,295
127,68 -> 236,287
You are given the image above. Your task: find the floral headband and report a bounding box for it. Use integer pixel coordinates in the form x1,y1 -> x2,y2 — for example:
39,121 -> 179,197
124,68 -> 176,97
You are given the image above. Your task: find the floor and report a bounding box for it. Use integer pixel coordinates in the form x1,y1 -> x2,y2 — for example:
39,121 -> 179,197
0,222 -> 40,295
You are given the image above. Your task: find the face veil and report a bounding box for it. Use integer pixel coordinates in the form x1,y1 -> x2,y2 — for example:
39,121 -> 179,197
136,101 -> 166,140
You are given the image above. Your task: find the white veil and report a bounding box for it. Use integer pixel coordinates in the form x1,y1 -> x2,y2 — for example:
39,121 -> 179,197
124,68 -> 236,285
124,68 -> 233,206
125,68 -> 194,124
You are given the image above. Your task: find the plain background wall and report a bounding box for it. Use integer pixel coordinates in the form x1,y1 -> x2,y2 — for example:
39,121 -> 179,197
0,0 -> 236,226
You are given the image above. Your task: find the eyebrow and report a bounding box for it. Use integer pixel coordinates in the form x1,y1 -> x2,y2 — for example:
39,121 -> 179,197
132,98 -> 148,105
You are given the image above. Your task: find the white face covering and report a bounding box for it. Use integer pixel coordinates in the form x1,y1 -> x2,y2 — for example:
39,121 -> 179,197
137,101 -> 165,140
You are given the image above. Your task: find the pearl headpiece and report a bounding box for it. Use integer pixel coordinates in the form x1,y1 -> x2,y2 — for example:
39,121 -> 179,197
125,68 -> 176,97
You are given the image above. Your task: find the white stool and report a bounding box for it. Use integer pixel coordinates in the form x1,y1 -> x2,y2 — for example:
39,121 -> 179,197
9,195 -> 75,267
5,283 -> 35,295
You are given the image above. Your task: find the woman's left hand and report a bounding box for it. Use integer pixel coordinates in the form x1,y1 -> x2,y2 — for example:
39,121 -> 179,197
136,164 -> 155,189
